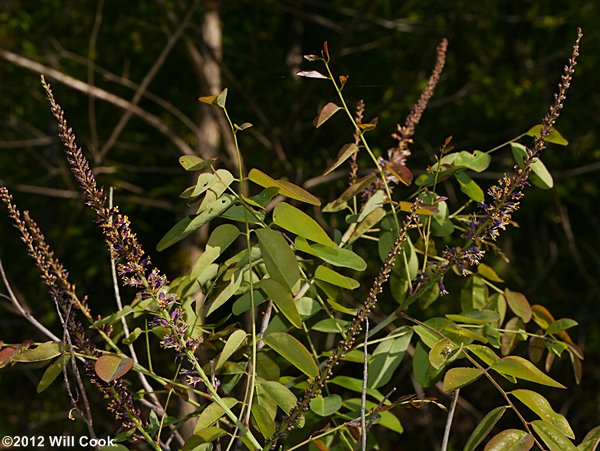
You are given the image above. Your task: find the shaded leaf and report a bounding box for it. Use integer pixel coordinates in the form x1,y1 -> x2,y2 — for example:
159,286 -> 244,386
491,356 -> 565,388
323,173 -> 377,212
256,228 -> 301,293
348,207 -> 387,243
323,143 -> 359,176
578,425 -> 600,451
206,272 -> 243,316
413,341 -> 444,387
467,344 -> 500,366
94,355 -> 134,383
123,327 -> 143,345
329,376 -> 385,402
314,102 -> 341,128
504,289 -> 532,323
191,224 -> 240,280
258,380 -> 299,417
368,328 -> 412,388
501,317 -> 526,356
273,202 -> 335,247
310,394 -> 342,416
442,367 -> 484,392
258,278 -> 302,328
511,143 -> 554,189
464,406 -> 507,451
511,389 -> 574,439
484,429 -> 534,451
263,332 -> 318,377
37,355 -> 71,393
531,420 -> 577,451
248,168 -> 320,205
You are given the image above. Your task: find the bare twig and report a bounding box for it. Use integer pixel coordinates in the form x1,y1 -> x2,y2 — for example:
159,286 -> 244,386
360,319 -> 369,451
441,388 -> 459,451
0,260 -> 61,342
0,48 -> 194,156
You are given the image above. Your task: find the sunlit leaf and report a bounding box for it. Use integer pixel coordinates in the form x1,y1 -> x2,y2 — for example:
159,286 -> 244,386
429,337 -> 459,370
258,380 -> 299,418
577,425 -> 600,451
484,429 -> 534,451
446,309 -> 499,325
546,318 -> 578,335
511,389 -> 574,439
464,406 -> 507,451
296,70 -> 328,79
258,278 -> 302,328
315,265 -> 359,290
256,228 -> 301,293
215,329 -> 247,370
467,344 -> 500,366
194,398 -> 238,431
13,341 -> 62,363
478,263 -> 504,282
252,403 -> 276,438
179,155 -> 215,171
491,356 -> 565,388
314,102 -> 341,128
328,376 -> 385,402
273,202 -> 335,247
263,332 -> 319,377
348,207 -> 386,243
442,367 -> 484,392
323,143 -> 359,176
413,341 -> 444,387
295,237 -> 366,271
248,168 -> 320,205
94,355 -> 134,383
531,420 -> 577,451
525,124 -> 569,146
206,272 -> 243,316
310,394 -> 342,416
455,171 -> 485,202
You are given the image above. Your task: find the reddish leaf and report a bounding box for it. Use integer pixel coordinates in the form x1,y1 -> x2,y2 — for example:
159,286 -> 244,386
95,355 -> 134,383
314,102 -> 342,128
323,41 -> 330,61
339,75 -> 349,88
387,163 -> 414,186
0,346 -> 18,368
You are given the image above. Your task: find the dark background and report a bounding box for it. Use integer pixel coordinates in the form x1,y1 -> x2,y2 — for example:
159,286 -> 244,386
0,1 -> 598,449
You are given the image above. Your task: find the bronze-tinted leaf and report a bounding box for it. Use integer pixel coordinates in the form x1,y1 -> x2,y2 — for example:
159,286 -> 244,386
314,102 -> 341,128
94,354 -> 134,383
296,70 -> 328,79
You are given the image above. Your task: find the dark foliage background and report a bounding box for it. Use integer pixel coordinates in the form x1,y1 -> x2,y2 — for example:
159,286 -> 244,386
0,1 -> 598,449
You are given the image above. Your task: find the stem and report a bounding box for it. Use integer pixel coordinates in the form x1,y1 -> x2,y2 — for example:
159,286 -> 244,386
441,388 -> 459,451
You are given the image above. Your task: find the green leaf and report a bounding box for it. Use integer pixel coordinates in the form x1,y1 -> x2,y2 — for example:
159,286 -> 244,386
91,306 -> 134,328
348,207 -> 387,243
248,168 -> 320,205
532,420 -> 577,451
511,389 -> 574,439
478,263 -> 504,282
460,275 -> 489,311
13,342 -> 62,363
328,376 -> 385,402
464,406 -> 507,451
255,228 -> 301,293
323,173 -> 377,212
220,204 -> 265,224
467,345 -> 500,366
511,143 -> 554,189
312,318 -> 349,333
252,403 -> 276,438
258,278 -> 302,328
123,327 -> 143,345
37,355 -> 71,393
191,224 -> 240,280
263,332 -> 319,377
525,124 -> 569,146
179,155 -> 215,171
491,356 -> 565,388
187,172 -> 216,197
484,429 -> 534,451
546,318 -> 578,335
455,171 -> 485,202
446,309 -> 500,325
94,355 -> 134,383
429,337 -> 460,370
232,290 -> 267,316
323,143 -> 359,175
314,102 -> 341,128
314,265 -> 359,290
454,150 -> 492,172
504,289 -> 532,323
578,425 -> 600,451
295,237 -> 366,271
310,394 -> 342,416
273,202 -> 335,247
413,341 -> 444,387
442,367 -> 484,392
194,398 -> 238,431
368,328 -> 413,388
215,329 -> 247,370
327,298 -> 357,316
206,272 -> 244,316
157,194 -> 235,251
258,380 -> 298,416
